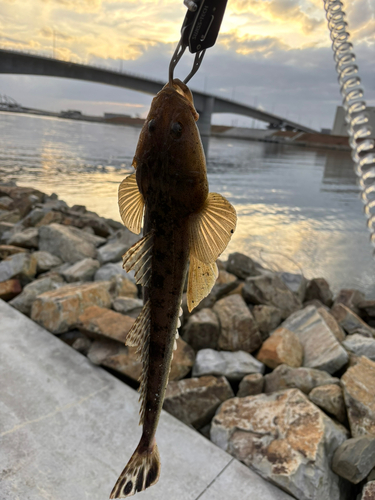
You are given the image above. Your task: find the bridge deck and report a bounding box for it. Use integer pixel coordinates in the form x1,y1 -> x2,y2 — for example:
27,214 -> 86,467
0,299 -> 293,500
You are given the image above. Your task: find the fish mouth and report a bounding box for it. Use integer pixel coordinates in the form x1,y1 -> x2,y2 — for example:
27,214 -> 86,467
162,79 -> 199,122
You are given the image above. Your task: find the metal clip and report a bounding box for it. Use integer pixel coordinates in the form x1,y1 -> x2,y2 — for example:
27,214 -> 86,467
169,0 -> 228,85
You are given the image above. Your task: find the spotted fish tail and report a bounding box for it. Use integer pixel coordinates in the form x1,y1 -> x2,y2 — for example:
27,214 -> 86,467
109,439 -> 160,498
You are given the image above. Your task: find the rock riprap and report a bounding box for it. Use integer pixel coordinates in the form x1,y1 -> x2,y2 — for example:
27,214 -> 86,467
237,373 -> 264,397
264,364 -> 339,394
342,334 -> 375,360
309,384 -> 346,424
164,375 -> 234,429
281,306 -> 348,373
31,281 -> 112,333
257,327 -> 303,369
213,294 -> 262,352
211,389 -> 349,500
182,308 -> 220,350
192,348 -> 264,381
332,436 -> 375,484
341,356 -> 375,437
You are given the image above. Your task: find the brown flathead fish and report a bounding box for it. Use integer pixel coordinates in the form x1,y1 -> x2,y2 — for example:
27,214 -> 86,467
110,79 -> 237,498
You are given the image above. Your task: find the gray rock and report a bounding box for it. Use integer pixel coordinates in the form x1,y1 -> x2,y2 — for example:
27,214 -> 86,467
264,364 -> 340,394
94,261 -> 130,281
9,275 -> 65,316
331,304 -> 375,337
61,258 -> 100,283
8,227 -> 39,249
361,481 -> 375,500
192,349 -> 265,381
242,273 -> 301,319
226,252 -> 258,279
305,278 -> 333,306
252,304 -> 283,340
71,337 -> 92,355
237,373 -> 264,397
317,307 -> 346,342
341,356 -> 375,437
280,306 -> 348,374
332,436 -> 375,484
39,223 -> 97,263
164,375 -> 234,429
334,289 -> 366,315
0,252 -> 37,285
358,300 -> 375,319
32,250 -> 63,274
214,294 -> 262,353
0,195 -> 13,210
108,275 -> 138,299
20,207 -> 46,227
65,225 -> 106,247
309,384 -> 347,423
342,334 -> 375,361
279,272 -> 307,302
112,297 -> 143,318
211,389 -> 349,500
96,228 -> 138,264
182,308 -> 220,350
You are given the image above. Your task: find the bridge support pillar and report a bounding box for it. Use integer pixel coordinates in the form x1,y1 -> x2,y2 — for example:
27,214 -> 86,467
197,96 -> 214,157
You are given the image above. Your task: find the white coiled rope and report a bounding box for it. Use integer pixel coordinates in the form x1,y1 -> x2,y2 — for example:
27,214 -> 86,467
324,0 -> 375,250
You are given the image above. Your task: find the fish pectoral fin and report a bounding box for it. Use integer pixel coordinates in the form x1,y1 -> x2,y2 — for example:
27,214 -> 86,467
187,255 -> 219,312
122,231 -> 153,286
126,300 -> 151,425
118,172 -> 145,234
188,192 -> 237,264
110,439 -> 160,498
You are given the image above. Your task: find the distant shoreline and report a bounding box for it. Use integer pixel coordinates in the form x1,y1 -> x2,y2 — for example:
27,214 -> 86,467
1,107 -> 351,151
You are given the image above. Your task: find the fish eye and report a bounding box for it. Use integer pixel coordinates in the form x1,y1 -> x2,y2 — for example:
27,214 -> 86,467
171,122 -> 183,139
148,119 -> 156,132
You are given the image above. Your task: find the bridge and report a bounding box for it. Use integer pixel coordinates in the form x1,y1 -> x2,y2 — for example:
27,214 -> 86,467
0,49 -> 317,148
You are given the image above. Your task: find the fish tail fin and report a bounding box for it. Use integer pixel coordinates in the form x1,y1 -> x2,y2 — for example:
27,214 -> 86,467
109,438 -> 160,498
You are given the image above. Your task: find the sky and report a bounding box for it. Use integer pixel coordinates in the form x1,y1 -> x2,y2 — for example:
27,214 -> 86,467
0,0 -> 374,130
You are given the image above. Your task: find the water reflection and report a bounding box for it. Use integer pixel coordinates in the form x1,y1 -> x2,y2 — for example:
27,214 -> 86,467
1,112 -> 374,296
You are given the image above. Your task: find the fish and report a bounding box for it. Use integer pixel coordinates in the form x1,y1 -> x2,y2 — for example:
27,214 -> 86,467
110,78 -> 237,498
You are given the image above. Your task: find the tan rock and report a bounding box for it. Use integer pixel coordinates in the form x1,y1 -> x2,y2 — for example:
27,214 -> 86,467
8,227 -> 39,249
0,245 -> 28,260
31,281 -> 111,334
78,305 -> 135,343
237,373 -> 264,397
164,375 -> 234,429
214,294 -> 262,353
309,384 -> 347,424
341,356 -> 375,437
109,275 -> 138,299
35,210 -> 63,227
216,270 -> 237,285
211,389 -> 349,500
87,340 -> 141,381
264,364 -> 340,394
169,337 -> 195,381
257,327 -> 303,369
317,307 -> 346,342
0,279 -> 22,301
362,481 -> 375,500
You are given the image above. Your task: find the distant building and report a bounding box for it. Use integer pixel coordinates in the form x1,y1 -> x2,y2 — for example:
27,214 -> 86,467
332,106 -> 375,137
60,110 -> 82,118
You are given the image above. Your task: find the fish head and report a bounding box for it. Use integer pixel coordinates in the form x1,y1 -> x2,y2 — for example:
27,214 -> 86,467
133,79 -> 209,218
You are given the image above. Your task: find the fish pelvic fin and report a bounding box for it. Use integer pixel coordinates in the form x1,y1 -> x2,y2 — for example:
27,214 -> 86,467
110,439 -> 160,498
122,231 -> 153,287
118,173 -> 145,234
125,300 -> 151,426
187,193 -> 237,312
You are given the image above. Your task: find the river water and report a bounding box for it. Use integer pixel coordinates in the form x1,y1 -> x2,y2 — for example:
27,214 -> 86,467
1,111 -> 374,297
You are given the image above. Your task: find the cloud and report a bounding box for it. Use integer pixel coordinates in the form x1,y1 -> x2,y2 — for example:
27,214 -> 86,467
219,32 -> 290,55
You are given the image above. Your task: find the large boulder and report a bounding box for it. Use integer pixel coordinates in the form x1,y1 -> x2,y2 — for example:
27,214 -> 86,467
264,364 -> 339,394
182,308 -> 220,350
280,306 -> 348,374
257,327 -> 303,369
242,273 -> 301,319
211,389 -> 350,500
38,223 -> 97,263
164,375 -> 234,429
213,294 -> 262,353
192,349 -> 264,381
341,356 -> 375,437
31,281 -> 111,334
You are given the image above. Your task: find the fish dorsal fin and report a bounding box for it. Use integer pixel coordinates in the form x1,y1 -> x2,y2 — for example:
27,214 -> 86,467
188,192 -> 237,264
122,231 -> 153,286
187,254 -> 219,312
118,173 -> 145,234
126,300 -> 151,425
